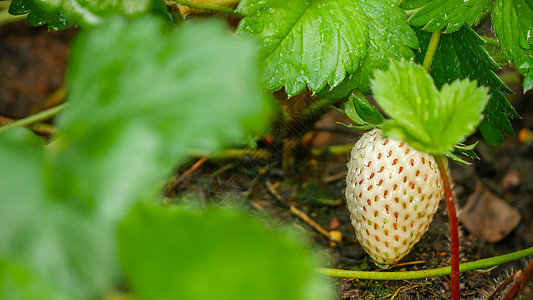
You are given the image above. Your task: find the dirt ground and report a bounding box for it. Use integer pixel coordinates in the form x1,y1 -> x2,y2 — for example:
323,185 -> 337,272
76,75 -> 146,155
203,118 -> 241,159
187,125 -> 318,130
1,21 -> 532,299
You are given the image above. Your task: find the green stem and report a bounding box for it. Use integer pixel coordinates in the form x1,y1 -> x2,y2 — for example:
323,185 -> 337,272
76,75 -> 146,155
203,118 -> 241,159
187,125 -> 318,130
170,0 -> 242,18
321,246 -> 533,280
491,55 -> 511,66
187,148 -> 271,160
422,30 -> 442,72
480,35 -> 500,47
0,104 -> 66,135
0,1 -> 11,10
0,9 -> 26,26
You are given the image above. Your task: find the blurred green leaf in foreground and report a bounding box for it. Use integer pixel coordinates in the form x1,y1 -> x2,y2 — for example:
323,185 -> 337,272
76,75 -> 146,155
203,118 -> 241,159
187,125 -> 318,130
120,203 -> 331,300
0,16 -> 329,300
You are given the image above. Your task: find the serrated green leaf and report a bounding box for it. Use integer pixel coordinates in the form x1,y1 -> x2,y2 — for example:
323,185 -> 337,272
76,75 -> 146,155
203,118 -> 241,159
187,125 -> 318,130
318,0 -> 419,98
492,0 -> 533,73
351,90 -> 384,125
373,60 -> 489,154
9,0 -> 73,30
414,25 -> 520,145
402,0 -> 491,33
119,203 -> 331,300
236,0 -> 369,96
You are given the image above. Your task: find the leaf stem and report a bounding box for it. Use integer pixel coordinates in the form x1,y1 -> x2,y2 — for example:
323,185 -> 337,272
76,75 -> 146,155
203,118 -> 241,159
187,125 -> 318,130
0,9 -> 26,26
491,55 -> 511,66
0,1 -> 11,10
187,148 -> 271,160
0,104 -> 66,135
480,35 -> 500,47
169,0 -> 242,18
320,246 -> 533,279
422,30 -> 442,72
436,155 -> 460,300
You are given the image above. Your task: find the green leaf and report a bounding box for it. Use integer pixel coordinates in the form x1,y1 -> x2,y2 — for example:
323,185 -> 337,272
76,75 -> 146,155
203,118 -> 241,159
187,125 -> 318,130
414,25 -> 520,145
119,203 -> 331,300
522,59 -> 533,92
343,95 -> 366,126
1,16 -> 276,299
373,60 -> 489,154
318,0 -> 419,98
51,16 -> 274,220
402,0 -> 491,33
9,0 -> 152,28
151,0 -> 176,24
0,129 -> 116,299
9,0 -> 73,30
492,0 -> 533,73
37,0 -> 151,27
350,90 -> 384,125
453,142 -> 479,159
0,259 -> 71,300
236,0 -> 369,96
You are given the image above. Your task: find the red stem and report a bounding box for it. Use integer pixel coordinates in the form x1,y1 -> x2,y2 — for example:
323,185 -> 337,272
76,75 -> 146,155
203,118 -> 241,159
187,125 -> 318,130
436,155 -> 460,300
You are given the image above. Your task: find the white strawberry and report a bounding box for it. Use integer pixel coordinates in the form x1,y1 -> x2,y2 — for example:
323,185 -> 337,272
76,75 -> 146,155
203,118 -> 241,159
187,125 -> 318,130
345,129 -> 444,267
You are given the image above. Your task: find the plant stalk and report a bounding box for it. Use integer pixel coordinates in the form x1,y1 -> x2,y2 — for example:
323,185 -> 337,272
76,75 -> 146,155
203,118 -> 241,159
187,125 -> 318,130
436,155 -> 460,300
480,35 -> 500,47
0,104 -> 66,135
423,30 -> 442,72
169,0 -> 242,17
491,55 -> 511,66
0,9 -> 26,26
321,246 -> 533,280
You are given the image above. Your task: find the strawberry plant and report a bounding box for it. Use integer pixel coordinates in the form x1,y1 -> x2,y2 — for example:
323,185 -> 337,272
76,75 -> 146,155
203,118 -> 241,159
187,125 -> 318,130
1,0 -> 533,299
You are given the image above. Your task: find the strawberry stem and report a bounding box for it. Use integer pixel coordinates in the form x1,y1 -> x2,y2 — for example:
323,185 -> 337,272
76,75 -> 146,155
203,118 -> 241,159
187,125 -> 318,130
422,30 -> 442,72
436,155 -> 460,300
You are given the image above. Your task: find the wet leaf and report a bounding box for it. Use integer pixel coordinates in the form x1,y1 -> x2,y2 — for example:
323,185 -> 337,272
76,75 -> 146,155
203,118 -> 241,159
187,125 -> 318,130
492,0 -> 533,73
414,25 -> 520,145
38,0 -> 151,27
237,0 -> 369,96
401,0 -> 491,33
8,0 -> 73,30
318,0 -> 418,98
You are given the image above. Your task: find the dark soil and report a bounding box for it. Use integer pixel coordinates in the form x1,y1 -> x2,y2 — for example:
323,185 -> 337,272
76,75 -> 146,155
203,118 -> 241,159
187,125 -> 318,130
2,21 -> 532,300
0,22 -> 76,118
